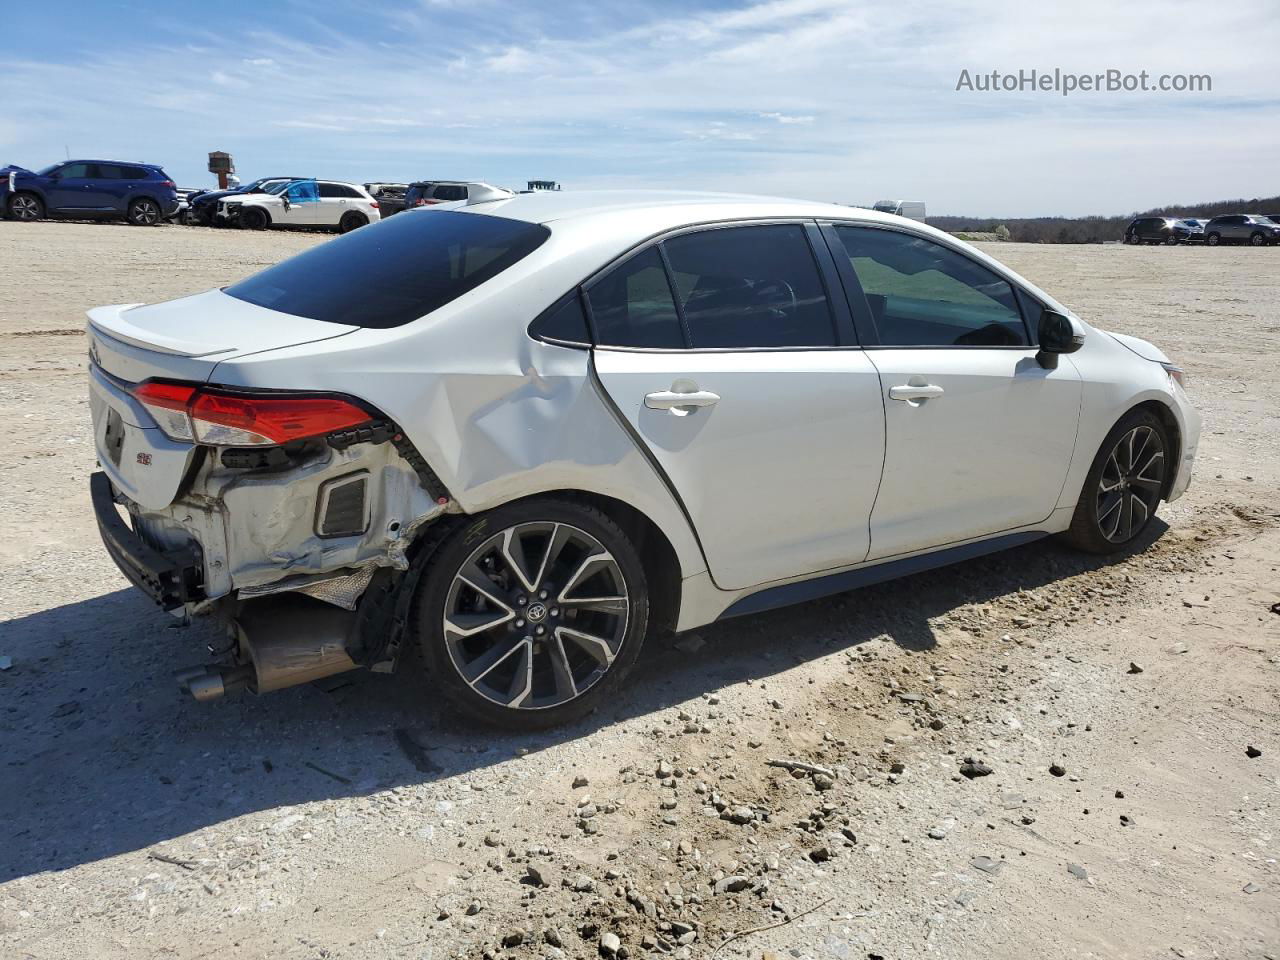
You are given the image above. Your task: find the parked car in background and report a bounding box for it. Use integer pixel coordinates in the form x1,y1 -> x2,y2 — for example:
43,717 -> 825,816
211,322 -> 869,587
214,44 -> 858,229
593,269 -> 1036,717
86,190 -> 1198,727
3,159 -> 178,225
1178,218 -> 1207,241
1124,217 -> 1191,244
1264,214 -> 1280,226
1203,214 -> 1280,246
404,181 -> 514,207
215,178 -> 380,232
169,187 -> 202,223
364,183 -> 408,216
187,177 -> 304,225
872,199 -> 927,221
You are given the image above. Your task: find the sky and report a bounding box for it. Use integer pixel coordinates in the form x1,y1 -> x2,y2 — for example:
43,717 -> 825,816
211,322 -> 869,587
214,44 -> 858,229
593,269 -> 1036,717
1,0 -> 1277,217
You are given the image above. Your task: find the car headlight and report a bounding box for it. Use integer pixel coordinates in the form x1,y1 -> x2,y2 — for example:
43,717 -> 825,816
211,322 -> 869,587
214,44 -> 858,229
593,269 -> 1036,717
1160,361 -> 1186,388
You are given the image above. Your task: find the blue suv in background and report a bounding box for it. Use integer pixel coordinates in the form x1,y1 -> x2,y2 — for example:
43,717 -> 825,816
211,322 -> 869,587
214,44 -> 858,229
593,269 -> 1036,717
3,159 -> 179,225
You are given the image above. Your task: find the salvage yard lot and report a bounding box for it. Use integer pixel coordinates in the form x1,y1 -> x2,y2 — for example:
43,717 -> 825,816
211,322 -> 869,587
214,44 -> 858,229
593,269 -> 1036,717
1,221 -> 1277,960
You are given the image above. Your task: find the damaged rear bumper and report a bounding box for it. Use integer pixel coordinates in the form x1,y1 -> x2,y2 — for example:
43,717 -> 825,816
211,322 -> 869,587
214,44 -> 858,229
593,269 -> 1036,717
91,471 -> 204,611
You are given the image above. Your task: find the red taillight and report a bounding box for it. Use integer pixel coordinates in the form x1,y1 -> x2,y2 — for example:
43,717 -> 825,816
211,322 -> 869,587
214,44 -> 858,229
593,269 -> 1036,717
132,381 -> 371,446
370,200 -> 379,209
414,198 -> 427,206
161,180 -> 175,189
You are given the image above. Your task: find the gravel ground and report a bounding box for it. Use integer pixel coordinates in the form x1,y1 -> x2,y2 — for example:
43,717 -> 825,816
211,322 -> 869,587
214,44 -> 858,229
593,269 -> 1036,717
1,221 -> 1277,960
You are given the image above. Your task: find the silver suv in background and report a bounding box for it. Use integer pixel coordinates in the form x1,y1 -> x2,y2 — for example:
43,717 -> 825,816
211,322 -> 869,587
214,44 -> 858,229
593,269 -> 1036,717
1203,214 -> 1280,246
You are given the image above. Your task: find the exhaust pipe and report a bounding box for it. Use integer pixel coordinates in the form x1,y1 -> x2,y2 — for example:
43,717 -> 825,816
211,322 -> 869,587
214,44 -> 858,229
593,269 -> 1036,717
179,595 -> 359,702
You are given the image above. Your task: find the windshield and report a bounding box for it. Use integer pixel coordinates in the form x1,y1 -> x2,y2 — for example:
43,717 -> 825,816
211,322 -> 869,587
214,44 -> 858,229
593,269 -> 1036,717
36,163 -> 62,176
264,180 -> 294,195
225,210 -> 551,328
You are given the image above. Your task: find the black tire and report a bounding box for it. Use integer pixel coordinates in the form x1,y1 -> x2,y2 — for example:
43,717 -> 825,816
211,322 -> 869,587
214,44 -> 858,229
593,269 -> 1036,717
7,192 -> 44,222
1164,234 -> 1178,245
1206,232 -> 1221,246
127,197 -> 162,226
239,206 -> 269,230
338,211 -> 368,234
1063,408 -> 1169,554
411,498 -> 649,729
1249,232 -> 1265,247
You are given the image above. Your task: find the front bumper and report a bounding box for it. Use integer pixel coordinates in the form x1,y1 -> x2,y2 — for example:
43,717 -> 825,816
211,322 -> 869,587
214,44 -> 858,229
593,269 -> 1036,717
91,471 -> 204,610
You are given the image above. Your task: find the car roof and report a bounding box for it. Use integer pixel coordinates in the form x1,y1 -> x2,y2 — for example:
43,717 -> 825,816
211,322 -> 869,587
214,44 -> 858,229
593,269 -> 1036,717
70,159 -> 163,167
448,189 -> 911,230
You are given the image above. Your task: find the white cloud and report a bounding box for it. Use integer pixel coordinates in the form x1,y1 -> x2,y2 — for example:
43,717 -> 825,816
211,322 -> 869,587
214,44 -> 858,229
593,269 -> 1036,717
758,112 -> 814,124
2,0 -> 1276,214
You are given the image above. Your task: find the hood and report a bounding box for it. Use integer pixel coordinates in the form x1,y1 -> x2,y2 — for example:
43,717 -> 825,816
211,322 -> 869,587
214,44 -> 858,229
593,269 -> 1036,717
1104,331 -> 1170,364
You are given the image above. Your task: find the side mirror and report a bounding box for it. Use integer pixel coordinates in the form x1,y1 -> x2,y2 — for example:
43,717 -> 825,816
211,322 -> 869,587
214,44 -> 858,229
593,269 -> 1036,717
1036,309 -> 1084,369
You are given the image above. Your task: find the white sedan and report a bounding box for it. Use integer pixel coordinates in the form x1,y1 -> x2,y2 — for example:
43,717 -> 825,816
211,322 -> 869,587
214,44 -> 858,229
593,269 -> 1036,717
215,178 -> 380,232
86,190 -> 1199,727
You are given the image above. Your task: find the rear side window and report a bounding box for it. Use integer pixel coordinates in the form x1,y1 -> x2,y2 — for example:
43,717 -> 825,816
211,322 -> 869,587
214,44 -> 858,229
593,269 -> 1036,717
586,247 -> 685,349
529,292 -> 590,346
225,210 -> 551,328
663,225 -> 835,348
836,226 -> 1028,347
435,185 -> 467,202
319,183 -> 362,199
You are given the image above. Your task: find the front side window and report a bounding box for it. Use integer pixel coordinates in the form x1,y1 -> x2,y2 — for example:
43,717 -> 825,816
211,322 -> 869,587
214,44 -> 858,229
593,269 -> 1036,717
56,163 -> 92,179
286,180 -> 319,203
663,225 -> 835,348
835,226 -> 1028,347
225,210 -> 551,328
586,247 -> 684,349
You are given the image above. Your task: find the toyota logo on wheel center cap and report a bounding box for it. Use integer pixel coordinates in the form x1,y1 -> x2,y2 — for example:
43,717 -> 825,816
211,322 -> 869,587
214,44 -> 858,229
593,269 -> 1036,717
526,602 -> 548,622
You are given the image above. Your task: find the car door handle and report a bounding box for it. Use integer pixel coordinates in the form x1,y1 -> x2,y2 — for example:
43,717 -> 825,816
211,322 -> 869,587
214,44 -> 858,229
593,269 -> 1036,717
888,384 -> 944,402
644,389 -> 720,413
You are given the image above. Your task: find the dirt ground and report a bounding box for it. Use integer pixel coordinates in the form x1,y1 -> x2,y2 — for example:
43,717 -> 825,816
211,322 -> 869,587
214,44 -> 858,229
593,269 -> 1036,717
1,221 -> 1277,960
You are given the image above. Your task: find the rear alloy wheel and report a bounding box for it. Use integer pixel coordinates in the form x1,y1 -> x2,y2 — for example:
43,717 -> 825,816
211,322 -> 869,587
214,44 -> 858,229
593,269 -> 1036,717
413,500 -> 648,728
127,197 -> 161,226
338,211 -> 368,234
1064,409 -> 1168,553
7,192 -> 44,222
1249,232 -> 1266,247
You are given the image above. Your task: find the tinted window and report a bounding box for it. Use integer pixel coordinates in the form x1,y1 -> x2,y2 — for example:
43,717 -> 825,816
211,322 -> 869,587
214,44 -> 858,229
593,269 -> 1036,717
586,247 -> 684,349
56,163 -> 92,178
317,183 -> 361,199
434,185 -> 467,202
529,292 -> 590,345
662,225 -> 835,348
836,226 -> 1028,347
226,210 -> 551,328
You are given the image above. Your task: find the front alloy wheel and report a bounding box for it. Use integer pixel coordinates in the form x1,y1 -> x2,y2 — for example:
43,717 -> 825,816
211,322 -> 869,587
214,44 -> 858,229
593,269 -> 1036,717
1095,424 -> 1166,543
414,500 -> 648,727
8,193 -> 43,221
1065,410 -> 1168,553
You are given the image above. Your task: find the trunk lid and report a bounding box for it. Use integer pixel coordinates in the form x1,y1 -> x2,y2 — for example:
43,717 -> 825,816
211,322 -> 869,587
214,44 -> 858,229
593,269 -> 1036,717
87,289 -> 359,509
87,289 -> 358,384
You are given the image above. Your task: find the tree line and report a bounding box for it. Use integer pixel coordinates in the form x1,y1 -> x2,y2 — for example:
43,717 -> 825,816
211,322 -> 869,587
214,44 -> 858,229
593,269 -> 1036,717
927,194 -> 1280,243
